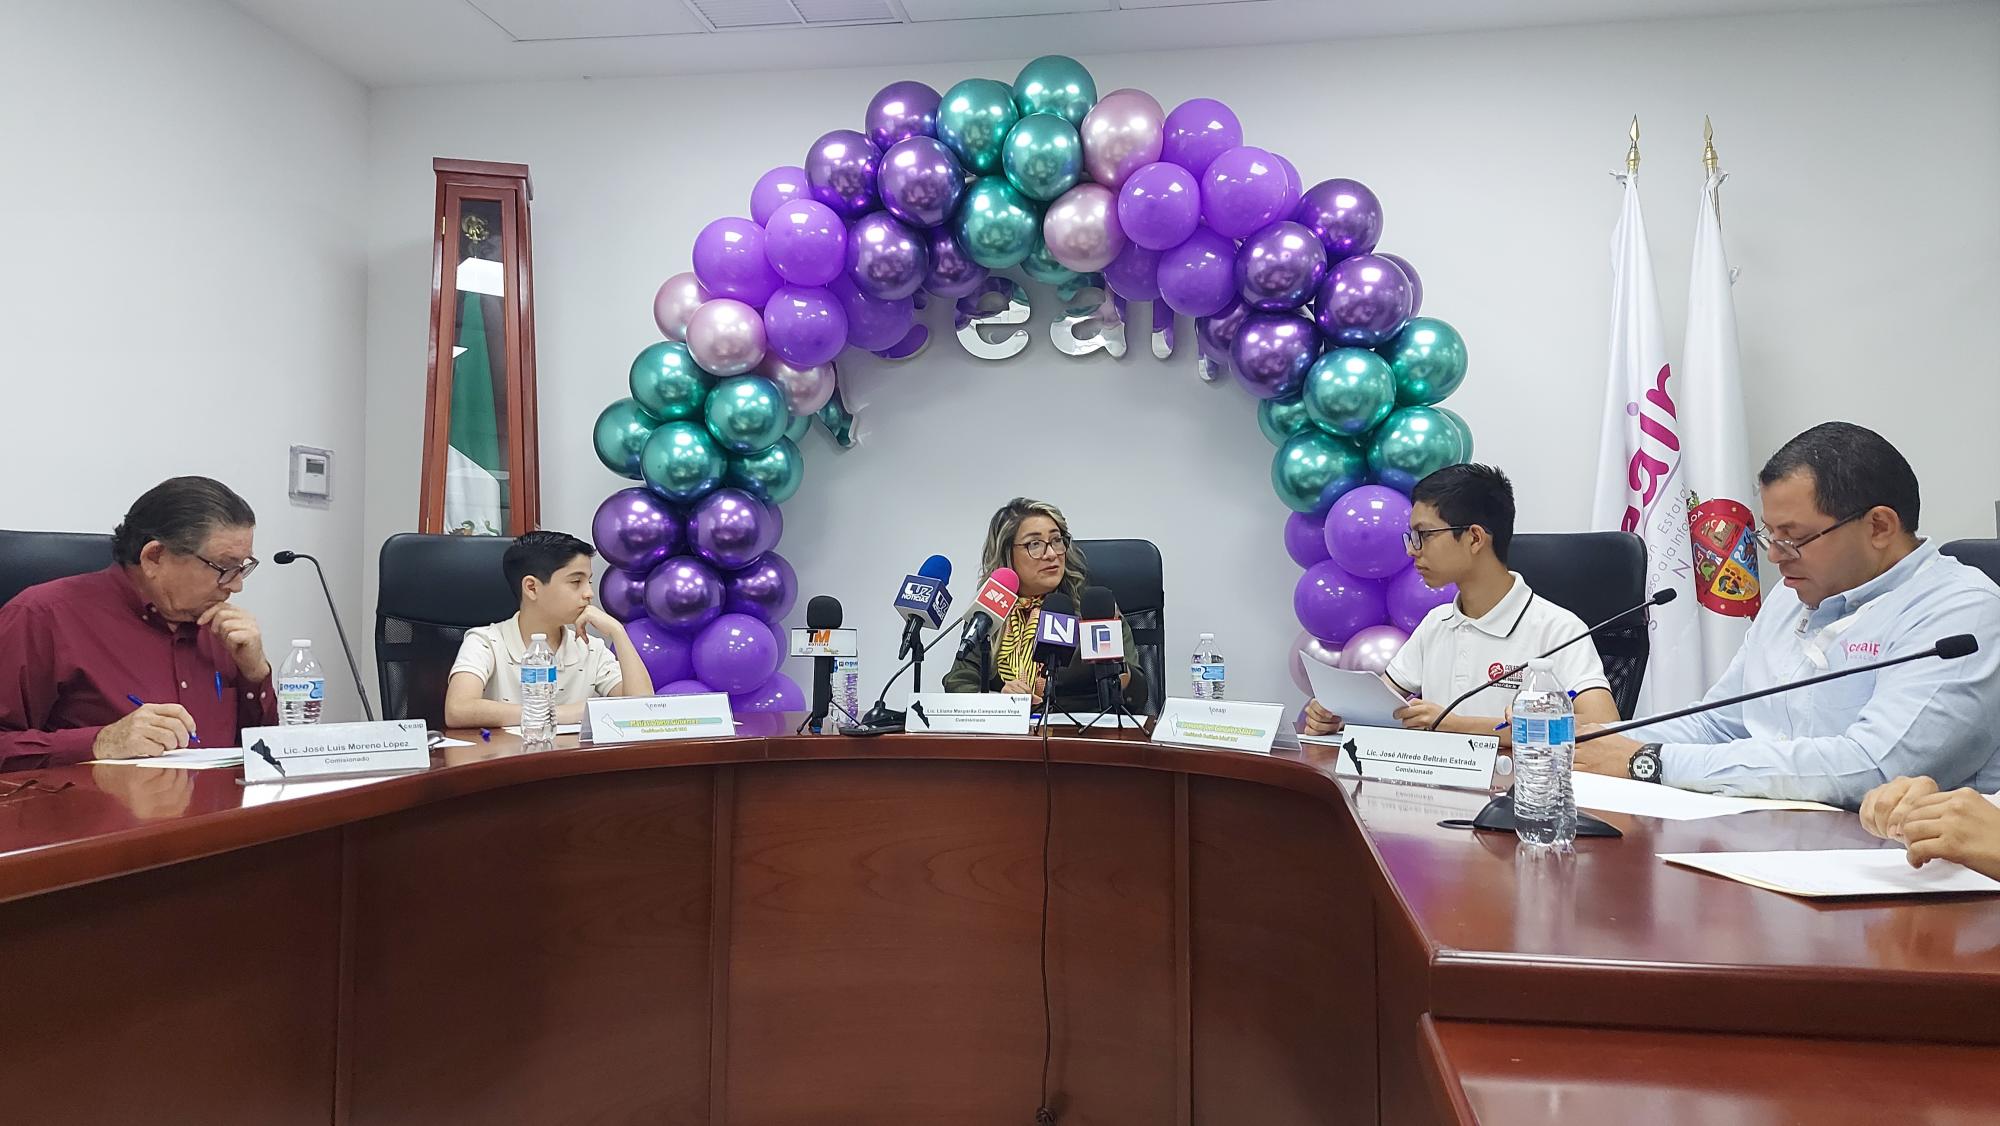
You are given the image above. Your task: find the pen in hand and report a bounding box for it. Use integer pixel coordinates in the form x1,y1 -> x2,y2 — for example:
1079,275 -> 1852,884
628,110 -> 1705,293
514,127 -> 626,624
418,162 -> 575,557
125,694 -> 199,746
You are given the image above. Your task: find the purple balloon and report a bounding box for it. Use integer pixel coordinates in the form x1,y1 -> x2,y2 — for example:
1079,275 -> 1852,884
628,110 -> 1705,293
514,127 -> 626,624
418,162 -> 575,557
1155,226 -> 1238,317
845,211 -> 928,301
749,165 -> 809,227
731,670 -> 805,714
1230,311 -> 1318,400
622,617 -> 693,691
1201,146 -> 1291,239
690,487 -> 777,571
1294,178 -> 1384,262
1387,563 -> 1456,634
1313,254 -> 1414,348
723,551 -> 797,624
599,567 -> 650,622
1235,220 -> 1327,311
879,137 -> 964,229
1273,153 -> 1302,216
762,285 -> 848,369
1117,161 -> 1202,251
692,612 -> 782,695
866,80 -> 941,151
1378,252 -> 1423,317
1103,241 -> 1163,301
830,274 -> 914,351
1323,484 -> 1414,579
644,556 -> 724,636
660,678 -> 710,697
734,711 -> 788,737
1288,629 -> 1344,695
1284,509 -> 1331,568
923,226 -> 989,299
763,199 -> 847,287
805,129 -> 881,220
1197,297 -> 1252,356
692,217 -> 781,307
1294,560 -> 1389,646
1336,624 -> 1408,676
592,487 -> 682,573
1161,98 -> 1242,176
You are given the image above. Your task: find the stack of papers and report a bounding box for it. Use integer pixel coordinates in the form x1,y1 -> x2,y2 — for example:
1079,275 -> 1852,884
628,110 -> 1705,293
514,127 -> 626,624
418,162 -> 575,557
92,747 -> 245,770
1661,849 -> 2000,898
1572,773 -> 1841,821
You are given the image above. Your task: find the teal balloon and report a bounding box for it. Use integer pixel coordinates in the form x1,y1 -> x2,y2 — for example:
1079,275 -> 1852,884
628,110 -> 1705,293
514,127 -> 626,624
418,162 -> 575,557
1303,348 -> 1397,438
1012,55 -> 1097,126
937,78 -> 1020,175
1435,405 -> 1474,460
1258,395 -> 1312,447
1368,405 -> 1469,495
703,375 -> 788,455
1002,112 -> 1082,202
639,420 -> 726,503
629,340 -> 714,421
955,176 -> 1041,269
784,413 -> 812,443
1382,317 -> 1469,406
1272,430 -> 1369,515
1021,236 -> 1084,288
593,397 -> 661,479
817,395 -> 859,449
726,438 -> 805,505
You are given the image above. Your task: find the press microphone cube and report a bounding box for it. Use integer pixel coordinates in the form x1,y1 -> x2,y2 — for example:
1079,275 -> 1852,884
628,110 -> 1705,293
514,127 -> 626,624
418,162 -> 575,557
975,576 -> 1020,621
1033,605 -> 1078,662
1079,619 -> 1125,662
893,574 -> 950,630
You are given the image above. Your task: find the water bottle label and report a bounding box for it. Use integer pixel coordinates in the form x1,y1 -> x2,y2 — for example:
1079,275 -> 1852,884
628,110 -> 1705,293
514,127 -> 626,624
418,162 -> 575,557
1200,663 -> 1226,681
1511,714 -> 1575,747
519,666 -> 557,686
278,677 -> 323,700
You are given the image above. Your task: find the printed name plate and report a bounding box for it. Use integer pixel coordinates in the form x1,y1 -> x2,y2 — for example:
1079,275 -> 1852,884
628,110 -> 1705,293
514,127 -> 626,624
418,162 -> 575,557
587,693 -> 738,744
906,693 -> 1034,735
1151,698 -> 1286,754
240,719 -> 429,783
1329,725 -> 1499,791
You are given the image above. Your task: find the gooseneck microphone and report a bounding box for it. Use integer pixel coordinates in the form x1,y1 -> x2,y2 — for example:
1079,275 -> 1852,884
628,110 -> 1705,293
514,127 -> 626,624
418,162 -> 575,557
803,595 -> 842,735
1578,633 -> 1979,742
272,550 -> 376,722
1427,587 -> 1677,732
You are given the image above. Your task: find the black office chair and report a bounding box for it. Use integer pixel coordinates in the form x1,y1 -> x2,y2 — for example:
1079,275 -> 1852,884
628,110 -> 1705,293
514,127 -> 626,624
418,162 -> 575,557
1072,538 -> 1166,716
376,533 -> 520,730
0,530 -> 115,609
1940,539 -> 2000,587
1508,531 -> 1649,719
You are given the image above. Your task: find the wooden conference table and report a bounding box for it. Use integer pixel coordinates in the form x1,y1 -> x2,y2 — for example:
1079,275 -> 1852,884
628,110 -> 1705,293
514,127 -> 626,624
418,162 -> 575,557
1,725 -> 1997,1125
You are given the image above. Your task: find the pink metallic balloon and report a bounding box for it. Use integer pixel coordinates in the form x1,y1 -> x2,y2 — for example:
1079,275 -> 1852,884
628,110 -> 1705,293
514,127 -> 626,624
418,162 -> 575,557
652,271 -> 709,343
1336,624 -> 1408,676
1042,183 -> 1126,273
1079,88 -> 1165,190
756,352 -> 837,417
1288,629 -> 1344,695
686,298 -> 767,377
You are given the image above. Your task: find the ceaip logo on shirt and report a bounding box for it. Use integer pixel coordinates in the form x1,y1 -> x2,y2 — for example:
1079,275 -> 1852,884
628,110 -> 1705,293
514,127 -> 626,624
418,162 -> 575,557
1844,640 -> 1882,659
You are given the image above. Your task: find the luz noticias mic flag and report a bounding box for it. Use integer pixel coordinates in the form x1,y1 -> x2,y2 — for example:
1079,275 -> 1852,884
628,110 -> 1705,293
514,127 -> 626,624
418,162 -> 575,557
1591,169 -> 1704,713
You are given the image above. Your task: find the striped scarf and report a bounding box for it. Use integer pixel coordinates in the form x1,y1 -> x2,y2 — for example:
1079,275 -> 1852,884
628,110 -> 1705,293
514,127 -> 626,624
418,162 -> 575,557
993,595 -> 1044,688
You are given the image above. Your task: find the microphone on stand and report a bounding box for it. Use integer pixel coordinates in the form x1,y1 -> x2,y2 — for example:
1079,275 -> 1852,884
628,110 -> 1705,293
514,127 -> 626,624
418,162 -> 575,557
1428,587 -> 1677,732
800,595 -> 842,734
1031,591 -> 1080,729
957,568 -> 1022,661
1078,586 -> 1139,728
892,555 -> 954,663
271,550 -> 376,722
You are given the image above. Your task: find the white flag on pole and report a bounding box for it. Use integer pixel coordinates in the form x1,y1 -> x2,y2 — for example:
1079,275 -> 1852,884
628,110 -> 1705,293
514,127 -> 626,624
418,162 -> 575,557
1591,170 -> 1705,713
1678,168 -> 1763,680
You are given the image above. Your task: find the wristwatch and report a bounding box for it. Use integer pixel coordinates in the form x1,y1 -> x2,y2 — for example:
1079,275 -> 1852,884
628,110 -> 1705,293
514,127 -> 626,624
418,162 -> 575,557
1628,743 -> 1664,784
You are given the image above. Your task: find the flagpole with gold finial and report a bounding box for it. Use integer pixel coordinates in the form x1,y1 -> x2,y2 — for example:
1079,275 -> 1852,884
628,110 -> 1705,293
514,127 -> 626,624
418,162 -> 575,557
1626,115 -> 1641,175
1702,115 -> 1722,225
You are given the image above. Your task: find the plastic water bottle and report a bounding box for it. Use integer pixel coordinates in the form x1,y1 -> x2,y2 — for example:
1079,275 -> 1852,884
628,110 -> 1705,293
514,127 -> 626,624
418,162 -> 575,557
1510,657 -> 1576,848
276,640 -> 324,726
520,632 -> 557,751
1190,633 -> 1226,700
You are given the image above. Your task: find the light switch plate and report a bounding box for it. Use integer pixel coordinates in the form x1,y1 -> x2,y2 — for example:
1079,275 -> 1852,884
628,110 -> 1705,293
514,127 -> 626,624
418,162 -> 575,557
290,445 -> 332,508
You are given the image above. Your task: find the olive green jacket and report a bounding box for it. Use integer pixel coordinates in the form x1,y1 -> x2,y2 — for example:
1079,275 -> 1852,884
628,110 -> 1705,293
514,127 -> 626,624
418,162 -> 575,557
942,611 -> 1148,714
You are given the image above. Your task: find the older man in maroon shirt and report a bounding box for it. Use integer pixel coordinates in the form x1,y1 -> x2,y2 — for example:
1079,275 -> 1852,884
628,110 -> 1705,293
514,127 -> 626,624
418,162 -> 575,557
0,476 -> 279,771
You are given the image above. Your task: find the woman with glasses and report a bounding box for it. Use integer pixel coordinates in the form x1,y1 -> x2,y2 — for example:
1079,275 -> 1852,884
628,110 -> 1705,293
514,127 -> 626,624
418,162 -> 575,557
0,476 -> 279,770
942,498 -> 1147,714
1304,464 -> 1619,738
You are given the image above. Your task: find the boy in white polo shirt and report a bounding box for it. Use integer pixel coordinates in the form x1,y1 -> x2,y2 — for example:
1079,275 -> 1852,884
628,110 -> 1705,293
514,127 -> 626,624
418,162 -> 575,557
443,530 -> 653,729
1304,464 -> 1619,738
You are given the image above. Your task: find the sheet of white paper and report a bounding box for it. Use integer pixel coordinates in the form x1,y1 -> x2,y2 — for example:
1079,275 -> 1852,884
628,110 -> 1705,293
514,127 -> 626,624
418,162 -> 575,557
1572,772 -> 1841,821
1659,849 -> 2000,898
91,747 -> 245,769
1039,713 -> 1148,731
501,724 -> 582,736
1300,659 -> 1408,730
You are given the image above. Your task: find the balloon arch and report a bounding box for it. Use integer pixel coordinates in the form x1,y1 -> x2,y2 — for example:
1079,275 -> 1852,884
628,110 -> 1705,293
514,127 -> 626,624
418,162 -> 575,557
588,56 -> 1474,730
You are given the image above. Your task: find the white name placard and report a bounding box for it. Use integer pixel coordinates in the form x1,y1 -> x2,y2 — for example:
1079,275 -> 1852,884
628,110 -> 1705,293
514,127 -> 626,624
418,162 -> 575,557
1326,725 -> 1499,791
586,693 -> 738,744
1151,698 -> 1286,754
906,693 -> 1033,735
240,719 -> 430,782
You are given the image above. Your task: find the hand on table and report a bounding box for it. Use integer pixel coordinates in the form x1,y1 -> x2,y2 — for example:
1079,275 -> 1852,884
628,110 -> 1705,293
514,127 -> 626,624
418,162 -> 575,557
92,704 -> 196,759
1899,787 -> 2000,879
1860,775 -> 1940,841
197,602 -> 270,681
1572,729 -> 1641,777
1393,699 -> 1444,731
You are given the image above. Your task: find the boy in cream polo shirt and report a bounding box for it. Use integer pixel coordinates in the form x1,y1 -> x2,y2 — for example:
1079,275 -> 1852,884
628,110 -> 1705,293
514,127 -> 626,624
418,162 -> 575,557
443,531 -> 653,729
1305,464 -> 1619,739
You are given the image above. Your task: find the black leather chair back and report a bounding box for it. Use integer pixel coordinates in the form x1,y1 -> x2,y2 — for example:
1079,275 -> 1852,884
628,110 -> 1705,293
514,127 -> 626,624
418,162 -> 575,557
1508,531 -> 1649,719
1940,539 -> 2000,588
1072,538 -> 1165,716
0,530 -> 115,609
375,533 -> 520,729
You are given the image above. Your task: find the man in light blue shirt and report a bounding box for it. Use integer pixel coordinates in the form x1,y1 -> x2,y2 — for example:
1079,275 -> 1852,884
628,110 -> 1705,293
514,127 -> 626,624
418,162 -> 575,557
1577,422 -> 2000,809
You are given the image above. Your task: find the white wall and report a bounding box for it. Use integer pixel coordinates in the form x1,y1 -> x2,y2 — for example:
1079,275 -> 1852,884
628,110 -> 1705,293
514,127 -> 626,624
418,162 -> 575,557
362,2 -> 2000,710
1,0 -> 371,717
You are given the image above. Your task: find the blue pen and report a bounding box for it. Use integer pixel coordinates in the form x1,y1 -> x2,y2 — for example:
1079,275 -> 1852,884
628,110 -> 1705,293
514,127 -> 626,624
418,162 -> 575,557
479,728 -> 492,742
214,671 -> 225,700
126,694 -> 199,746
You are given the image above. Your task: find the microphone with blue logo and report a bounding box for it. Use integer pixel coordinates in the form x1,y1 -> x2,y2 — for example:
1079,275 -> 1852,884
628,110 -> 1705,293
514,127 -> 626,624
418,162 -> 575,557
892,554 -> 954,670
